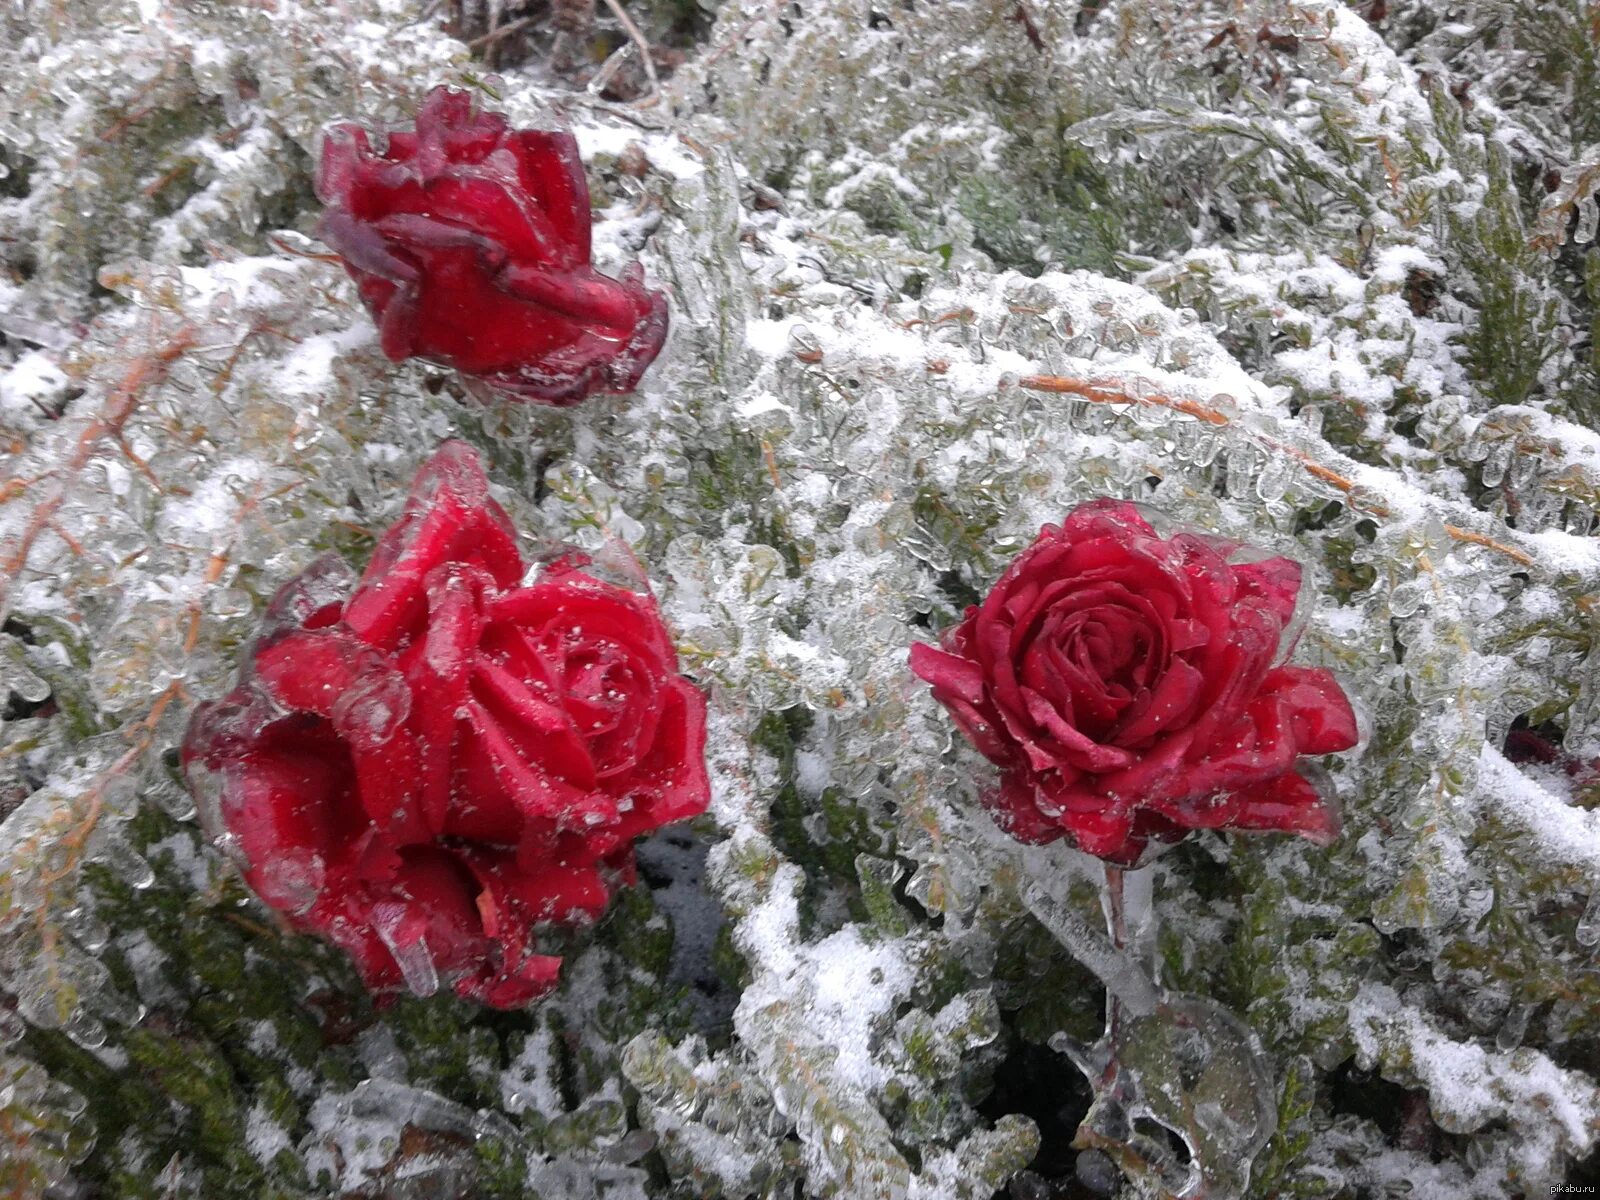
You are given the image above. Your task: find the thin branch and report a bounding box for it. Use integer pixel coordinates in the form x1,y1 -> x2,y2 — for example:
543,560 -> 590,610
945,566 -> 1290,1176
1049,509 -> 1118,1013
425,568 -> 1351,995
1018,373 -> 1230,426
467,12 -> 535,49
0,325 -> 198,622
599,0 -> 658,101
791,351 -> 1542,568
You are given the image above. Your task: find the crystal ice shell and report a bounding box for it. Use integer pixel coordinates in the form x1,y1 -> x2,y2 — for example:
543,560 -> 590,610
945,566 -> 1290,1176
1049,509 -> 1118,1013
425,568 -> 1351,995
909,498 -> 1359,866
314,86 -> 668,407
181,440 -> 711,1008
1051,992 -> 1278,1199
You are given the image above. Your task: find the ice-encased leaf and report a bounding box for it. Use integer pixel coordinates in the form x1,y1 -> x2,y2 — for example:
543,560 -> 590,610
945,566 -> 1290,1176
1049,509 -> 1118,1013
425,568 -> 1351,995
1060,993 -> 1278,1198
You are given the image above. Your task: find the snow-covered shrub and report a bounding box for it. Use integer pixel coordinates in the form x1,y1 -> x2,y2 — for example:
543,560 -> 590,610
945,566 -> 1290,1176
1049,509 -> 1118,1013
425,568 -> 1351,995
2,0 -> 1598,1196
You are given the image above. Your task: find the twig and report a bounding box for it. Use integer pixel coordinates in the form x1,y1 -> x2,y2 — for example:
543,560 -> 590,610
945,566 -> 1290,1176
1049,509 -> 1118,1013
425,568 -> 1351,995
1018,373 -> 1230,426
468,12 -> 535,49
760,438 -> 783,489
267,234 -> 342,264
1018,374 -> 1535,565
587,41 -> 635,98
599,0 -> 659,102
1442,526 -> 1533,567
702,0 -> 783,69
0,325 -> 198,622
1011,1 -> 1046,52
792,352 -> 1542,568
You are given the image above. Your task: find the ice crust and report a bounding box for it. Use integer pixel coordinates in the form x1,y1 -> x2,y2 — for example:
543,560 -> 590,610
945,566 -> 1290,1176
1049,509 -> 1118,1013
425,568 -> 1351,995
3,0 -> 1600,1195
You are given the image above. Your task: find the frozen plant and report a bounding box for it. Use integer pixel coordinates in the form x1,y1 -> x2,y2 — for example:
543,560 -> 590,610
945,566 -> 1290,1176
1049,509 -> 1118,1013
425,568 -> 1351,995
2,0 -> 1600,1197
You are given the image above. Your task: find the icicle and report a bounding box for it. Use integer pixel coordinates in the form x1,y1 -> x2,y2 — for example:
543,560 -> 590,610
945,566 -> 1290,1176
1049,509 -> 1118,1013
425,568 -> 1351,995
1224,445 -> 1257,500
1575,196 -> 1598,245
1020,882 -> 1159,1016
1389,579 -> 1427,618
1577,889 -> 1600,949
1255,451 -> 1292,502
1506,448 -> 1539,492
1481,440 -> 1512,488
1495,1003 -> 1532,1051
372,902 -> 440,998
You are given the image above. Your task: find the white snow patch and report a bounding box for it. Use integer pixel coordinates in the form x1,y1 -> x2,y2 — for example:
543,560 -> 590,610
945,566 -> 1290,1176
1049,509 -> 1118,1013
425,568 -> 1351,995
1476,745 -> 1600,874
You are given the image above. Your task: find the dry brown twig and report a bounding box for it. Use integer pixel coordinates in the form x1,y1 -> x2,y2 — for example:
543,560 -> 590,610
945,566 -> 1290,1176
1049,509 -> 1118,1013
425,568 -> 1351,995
788,348 -> 1538,568
468,13 -> 536,49
1017,373 -> 1536,566
599,0 -> 659,103
0,324 -> 199,622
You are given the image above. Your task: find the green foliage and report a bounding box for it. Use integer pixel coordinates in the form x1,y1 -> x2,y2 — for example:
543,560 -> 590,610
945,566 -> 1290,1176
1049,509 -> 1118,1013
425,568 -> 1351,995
6,0 -> 1600,1196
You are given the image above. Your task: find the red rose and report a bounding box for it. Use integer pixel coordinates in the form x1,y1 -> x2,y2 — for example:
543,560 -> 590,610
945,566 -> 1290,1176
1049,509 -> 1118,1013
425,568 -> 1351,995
909,501 -> 1357,866
182,442 -> 709,1008
315,85 -> 668,407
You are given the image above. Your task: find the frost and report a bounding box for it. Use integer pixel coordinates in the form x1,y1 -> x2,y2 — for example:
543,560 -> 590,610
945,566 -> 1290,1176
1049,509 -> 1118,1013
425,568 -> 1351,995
3,0 -> 1600,1195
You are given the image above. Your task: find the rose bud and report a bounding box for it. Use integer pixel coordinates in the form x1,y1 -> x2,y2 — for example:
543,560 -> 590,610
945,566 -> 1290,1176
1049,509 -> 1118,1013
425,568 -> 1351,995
910,500 -> 1358,866
183,441 -> 709,1008
315,85 -> 668,407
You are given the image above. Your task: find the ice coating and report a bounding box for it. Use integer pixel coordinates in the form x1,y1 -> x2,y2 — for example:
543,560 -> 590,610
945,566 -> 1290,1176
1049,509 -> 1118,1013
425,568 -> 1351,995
910,499 -> 1359,865
181,440 -> 710,1008
5,0 -> 1600,1190
315,86 -> 668,406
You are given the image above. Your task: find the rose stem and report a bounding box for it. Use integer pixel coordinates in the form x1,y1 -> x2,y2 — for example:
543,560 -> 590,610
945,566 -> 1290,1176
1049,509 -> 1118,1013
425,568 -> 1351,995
1103,863 -> 1129,1045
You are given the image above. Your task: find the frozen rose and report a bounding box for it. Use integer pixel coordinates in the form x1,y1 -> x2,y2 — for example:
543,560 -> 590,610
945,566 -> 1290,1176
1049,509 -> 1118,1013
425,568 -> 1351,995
910,500 -> 1357,865
316,85 -> 667,406
183,441 -> 708,1007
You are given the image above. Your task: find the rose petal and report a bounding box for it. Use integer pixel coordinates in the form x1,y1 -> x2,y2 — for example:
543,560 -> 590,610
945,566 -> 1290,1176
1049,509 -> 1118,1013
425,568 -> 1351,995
491,571 -> 677,670
458,696 -> 602,831
1228,770 -> 1340,844
1059,499 -> 1158,542
1233,555 -> 1302,630
606,676 -> 711,834
1258,665 -> 1359,755
1179,692 -> 1299,797
258,553 -> 357,640
344,442 -> 521,649
472,655 -> 598,788
456,957 -> 564,1008
1092,727 -> 1198,805
981,772 -> 1067,845
401,563 -> 492,832
909,642 -> 987,706
1053,790 -> 1141,863
1020,687 -> 1134,772
513,130 -> 591,262
216,721 -> 356,913
1112,657 -> 1205,747
252,627 -> 386,716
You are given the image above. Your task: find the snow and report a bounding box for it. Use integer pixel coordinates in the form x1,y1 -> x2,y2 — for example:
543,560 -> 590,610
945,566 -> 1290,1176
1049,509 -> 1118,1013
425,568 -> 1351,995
157,457 -> 267,539
245,1101 -> 293,1166
4,0 -> 1600,1194
0,349 -> 69,425
1350,981 -> 1599,1161
573,126 -> 705,181
1477,746 -> 1600,875
807,926 -> 915,1091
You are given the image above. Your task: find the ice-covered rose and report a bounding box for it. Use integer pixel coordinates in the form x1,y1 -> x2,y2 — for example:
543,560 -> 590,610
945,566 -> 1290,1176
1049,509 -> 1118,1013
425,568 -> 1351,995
183,442 -> 708,1008
316,85 -> 667,406
910,500 -> 1357,865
